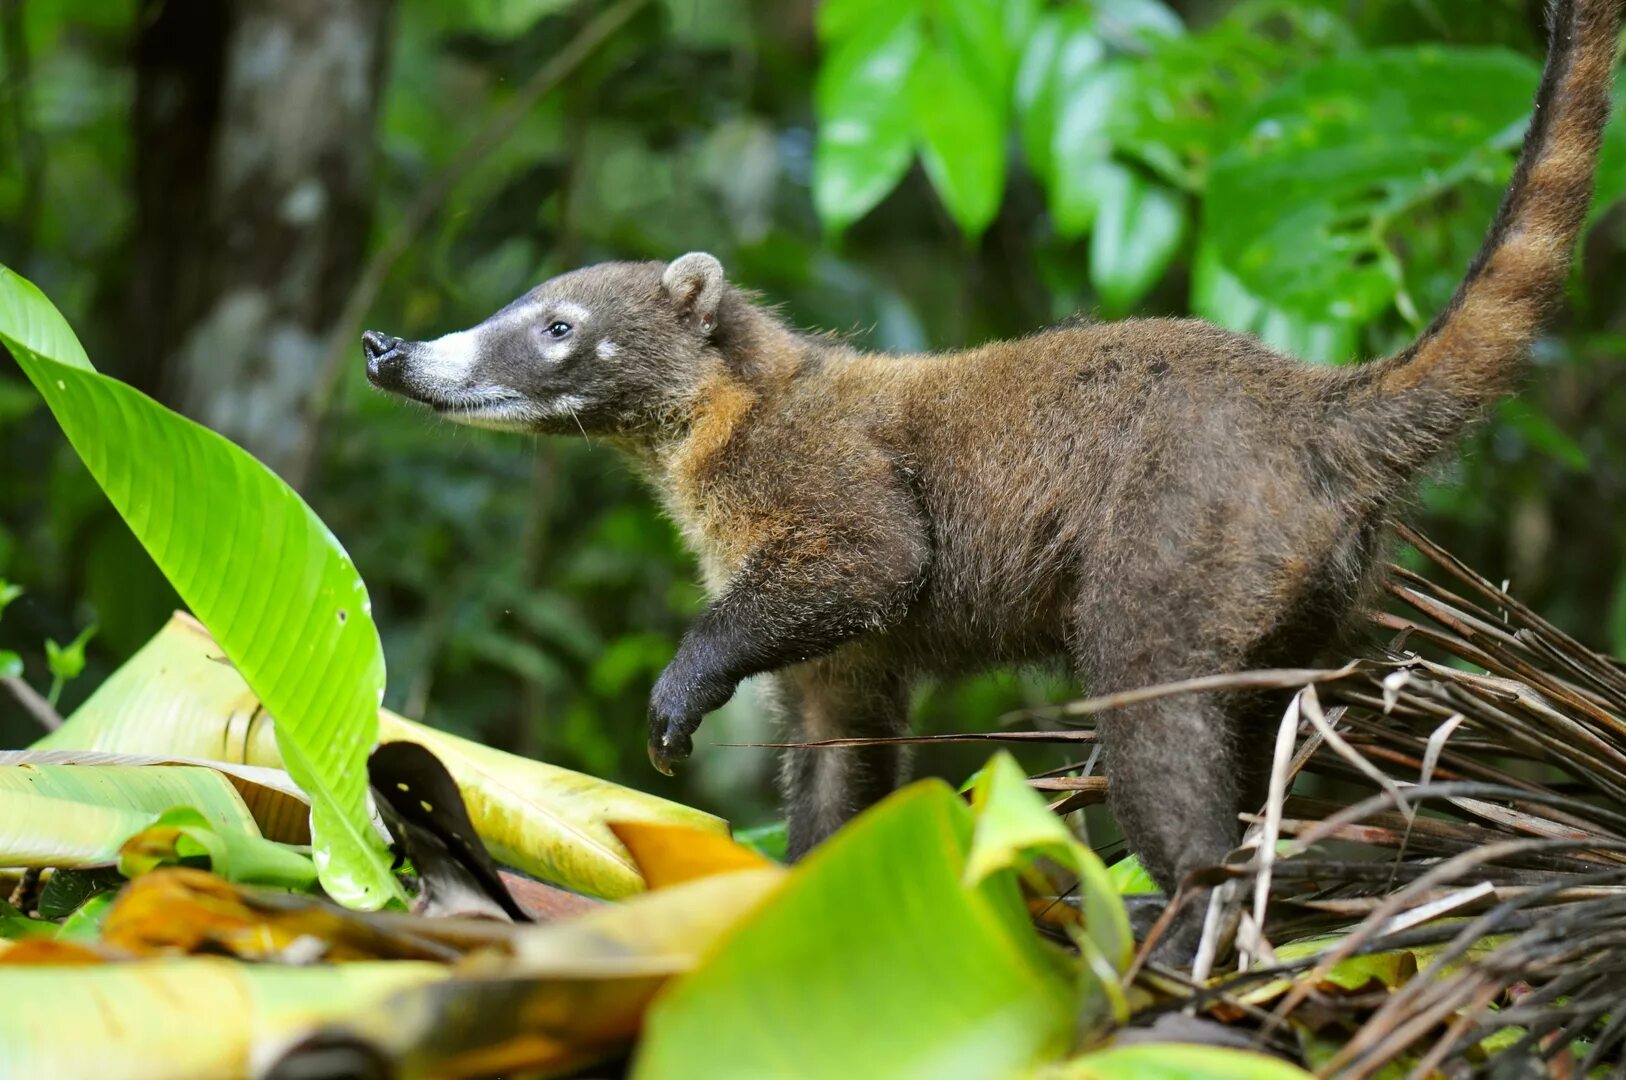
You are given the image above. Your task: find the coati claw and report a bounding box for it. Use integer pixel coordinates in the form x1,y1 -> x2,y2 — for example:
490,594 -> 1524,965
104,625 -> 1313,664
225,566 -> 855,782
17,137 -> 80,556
646,722 -> 693,776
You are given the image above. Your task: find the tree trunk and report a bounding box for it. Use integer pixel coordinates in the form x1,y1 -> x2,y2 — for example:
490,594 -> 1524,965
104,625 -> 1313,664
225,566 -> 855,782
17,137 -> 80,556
127,0 -> 392,480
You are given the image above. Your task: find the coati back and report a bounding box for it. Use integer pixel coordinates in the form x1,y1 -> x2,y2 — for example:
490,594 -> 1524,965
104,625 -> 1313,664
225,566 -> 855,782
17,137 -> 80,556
364,0 -> 1621,956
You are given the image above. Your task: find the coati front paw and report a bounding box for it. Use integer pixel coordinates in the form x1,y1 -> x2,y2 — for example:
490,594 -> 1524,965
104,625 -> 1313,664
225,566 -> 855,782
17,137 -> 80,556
646,665 -> 737,776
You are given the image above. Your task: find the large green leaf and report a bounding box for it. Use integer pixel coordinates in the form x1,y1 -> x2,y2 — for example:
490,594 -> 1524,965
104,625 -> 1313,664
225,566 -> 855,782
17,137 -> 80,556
0,265 -> 401,909
1190,242 -> 1358,364
1089,164 -> 1187,313
813,7 -> 923,233
911,48 -> 1007,237
47,613 -> 729,899
1586,90 -> 1626,227
1038,1044 -> 1315,1079
634,781 -> 1077,1079
1015,10 -> 1100,186
1203,47 -> 1538,325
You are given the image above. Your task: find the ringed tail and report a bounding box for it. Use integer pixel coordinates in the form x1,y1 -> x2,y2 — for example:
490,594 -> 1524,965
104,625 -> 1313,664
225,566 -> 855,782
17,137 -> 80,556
1360,0 -> 1620,468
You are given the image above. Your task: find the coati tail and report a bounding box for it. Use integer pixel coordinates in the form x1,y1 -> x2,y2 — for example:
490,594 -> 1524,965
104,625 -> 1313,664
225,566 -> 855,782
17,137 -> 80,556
1364,0 -> 1619,450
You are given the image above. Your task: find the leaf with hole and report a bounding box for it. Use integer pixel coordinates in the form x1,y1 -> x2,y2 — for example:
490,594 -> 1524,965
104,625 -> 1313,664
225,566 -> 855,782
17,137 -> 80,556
1203,47 -> 1538,325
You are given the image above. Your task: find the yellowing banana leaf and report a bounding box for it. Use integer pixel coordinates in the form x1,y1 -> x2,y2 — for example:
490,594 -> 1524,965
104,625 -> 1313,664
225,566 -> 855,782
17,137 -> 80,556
0,762 -> 257,832
49,613 -> 727,898
607,820 -> 775,889
0,957 -> 445,1080
120,807 -> 316,890
634,781 -> 1079,1080
0,763 -> 262,868
295,867 -> 786,1080
0,749 -> 312,844
99,867 -> 472,962
0,793 -> 156,869
1034,1044 -> 1316,1080
0,265 -> 400,910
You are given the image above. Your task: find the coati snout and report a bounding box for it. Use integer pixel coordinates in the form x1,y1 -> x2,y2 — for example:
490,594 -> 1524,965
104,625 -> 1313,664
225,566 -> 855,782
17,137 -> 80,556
367,0 -> 1619,961
362,253 -> 729,435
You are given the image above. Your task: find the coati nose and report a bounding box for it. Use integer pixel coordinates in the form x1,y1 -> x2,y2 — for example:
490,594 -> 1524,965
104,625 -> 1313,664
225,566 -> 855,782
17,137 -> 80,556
361,330 -> 406,386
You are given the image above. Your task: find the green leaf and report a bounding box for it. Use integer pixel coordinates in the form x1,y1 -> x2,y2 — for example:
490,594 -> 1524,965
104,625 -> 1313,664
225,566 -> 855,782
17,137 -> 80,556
461,0 -> 570,39
0,649 -> 20,679
733,820 -> 788,862
1496,398 -> 1590,472
54,890 -> 117,942
1051,62 -> 1137,237
1203,46 -> 1539,324
1191,242 -> 1358,364
0,898 -> 53,940
910,48 -> 1007,237
36,865 -> 124,919
1016,10 -> 1146,241
1089,0 -> 1183,44
1089,164 -> 1187,313
45,621 -> 96,682
635,781 -> 1077,1079
1587,90 -> 1626,227
934,0 -> 1016,105
1015,11 -> 1101,186
1039,1043 -> 1316,1079
0,763 -> 262,868
966,752 -> 1132,974
813,10 -> 923,233
0,578 -> 21,617
1106,855 -> 1159,896
119,806 -> 317,890
0,265 -> 402,910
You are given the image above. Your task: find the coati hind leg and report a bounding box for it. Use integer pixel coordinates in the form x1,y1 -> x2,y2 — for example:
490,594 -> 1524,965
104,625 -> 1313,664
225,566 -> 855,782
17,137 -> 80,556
1074,591 -> 1253,957
1091,682 -> 1245,948
772,653 -> 911,860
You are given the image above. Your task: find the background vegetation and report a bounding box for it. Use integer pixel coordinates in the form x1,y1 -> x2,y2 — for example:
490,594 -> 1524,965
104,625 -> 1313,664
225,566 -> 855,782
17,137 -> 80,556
2,0 -> 1623,831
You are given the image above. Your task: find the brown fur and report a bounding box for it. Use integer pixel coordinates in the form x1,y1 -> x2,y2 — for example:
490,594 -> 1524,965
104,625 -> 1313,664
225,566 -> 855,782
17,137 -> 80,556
366,0 -> 1620,955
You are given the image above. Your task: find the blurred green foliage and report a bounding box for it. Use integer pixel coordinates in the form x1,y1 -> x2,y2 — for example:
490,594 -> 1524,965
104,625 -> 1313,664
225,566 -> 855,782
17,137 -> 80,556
1,0 -> 1624,828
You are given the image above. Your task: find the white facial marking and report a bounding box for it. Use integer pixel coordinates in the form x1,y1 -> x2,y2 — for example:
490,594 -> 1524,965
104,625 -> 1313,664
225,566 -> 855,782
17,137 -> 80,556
445,394 -> 538,433
596,339 -> 619,360
542,340 -> 573,364
552,300 -> 590,325
417,327 -> 480,384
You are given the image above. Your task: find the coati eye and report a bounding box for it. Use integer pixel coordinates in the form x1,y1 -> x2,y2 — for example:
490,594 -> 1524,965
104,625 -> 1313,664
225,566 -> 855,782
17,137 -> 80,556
545,321 -> 573,339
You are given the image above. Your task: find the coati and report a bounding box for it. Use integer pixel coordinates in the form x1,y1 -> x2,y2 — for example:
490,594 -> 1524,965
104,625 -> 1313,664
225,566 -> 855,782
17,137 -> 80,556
364,0 -> 1619,947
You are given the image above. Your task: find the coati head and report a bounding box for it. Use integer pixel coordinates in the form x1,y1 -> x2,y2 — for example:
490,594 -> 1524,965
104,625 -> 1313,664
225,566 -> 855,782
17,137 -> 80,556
362,252 -> 743,435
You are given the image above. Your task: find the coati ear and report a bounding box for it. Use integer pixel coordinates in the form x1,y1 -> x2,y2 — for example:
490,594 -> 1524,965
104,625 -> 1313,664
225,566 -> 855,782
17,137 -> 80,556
662,252 -> 726,335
